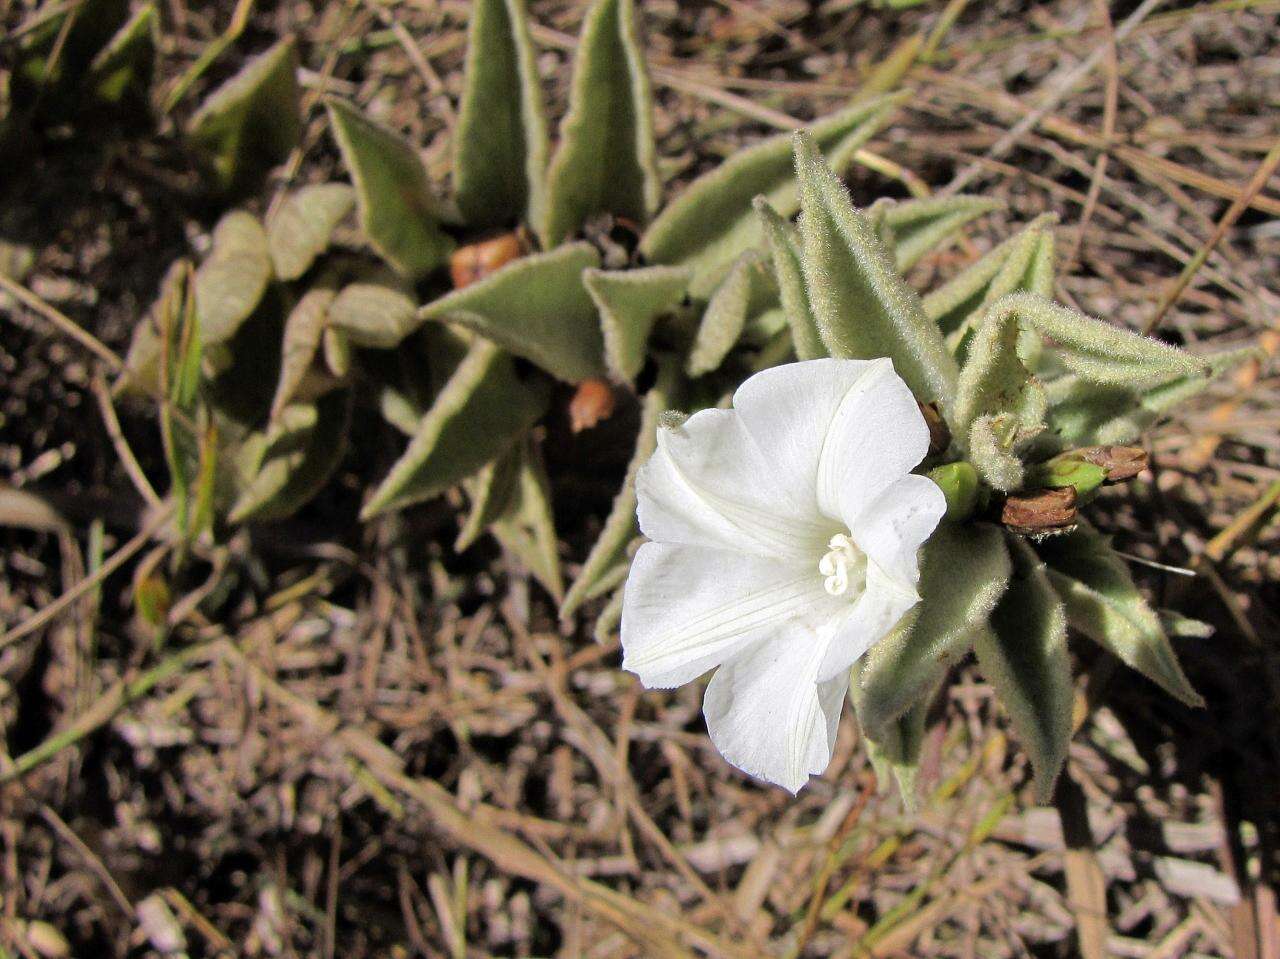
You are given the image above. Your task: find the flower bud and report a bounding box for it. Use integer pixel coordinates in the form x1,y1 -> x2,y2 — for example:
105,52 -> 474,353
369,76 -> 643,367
1025,456 -> 1107,498
1072,445 -> 1148,482
928,461 -> 980,522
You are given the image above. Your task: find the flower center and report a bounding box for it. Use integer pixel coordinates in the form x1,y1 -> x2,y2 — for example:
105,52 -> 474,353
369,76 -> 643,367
818,533 -> 865,597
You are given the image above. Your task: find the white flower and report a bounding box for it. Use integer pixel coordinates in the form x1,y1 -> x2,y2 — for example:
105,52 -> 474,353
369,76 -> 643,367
621,358 -> 945,792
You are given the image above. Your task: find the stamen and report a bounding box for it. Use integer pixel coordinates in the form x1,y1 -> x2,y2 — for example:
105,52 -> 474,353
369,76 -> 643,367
818,533 -> 863,597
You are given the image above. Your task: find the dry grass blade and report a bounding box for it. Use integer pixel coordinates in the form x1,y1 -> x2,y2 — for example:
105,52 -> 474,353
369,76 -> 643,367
220,641 -> 755,959
0,273 -> 124,370
1144,138 -> 1280,333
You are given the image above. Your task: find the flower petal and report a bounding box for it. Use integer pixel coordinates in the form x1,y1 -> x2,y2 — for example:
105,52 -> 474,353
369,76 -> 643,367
622,541 -> 836,688
702,629 -> 850,792
813,475 -> 946,680
813,361 -> 931,528
851,475 -> 947,589
732,357 -> 927,526
637,408 -> 832,562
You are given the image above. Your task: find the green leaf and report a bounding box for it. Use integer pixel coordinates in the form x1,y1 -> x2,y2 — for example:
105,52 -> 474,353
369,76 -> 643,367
327,273 -> 418,349
684,250 -> 776,377
1039,522 -> 1203,707
542,0 -> 660,247
858,680 -> 936,810
641,97 -> 901,299
969,413 -> 1025,491
793,131 -> 959,409
755,198 -> 824,361
266,183 -> 355,280
490,439 -> 564,602
1045,346 -> 1258,446
951,285 -> 1050,441
854,523 -> 1011,735
1141,345 -> 1260,415
229,392 -> 350,523
583,265 -> 690,383
560,362 -> 679,620
194,211 -> 273,344
881,195 -> 1002,272
326,96 -> 455,280
925,214 -> 1057,339
593,587 -> 626,644
975,536 -> 1072,803
271,282 -> 337,419
323,326 -> 352,379
362,341 -> 549,517
998,292 -> 1206,390
454,0 -> 548,231
457,447 -> 521,551
418,243 -> 604,382
88,2 -> 158,104
188,39 -> 301,194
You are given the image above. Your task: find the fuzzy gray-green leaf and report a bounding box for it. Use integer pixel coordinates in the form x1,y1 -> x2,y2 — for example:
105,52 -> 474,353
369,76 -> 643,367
969,413 -> 1025,491
266,183 -> 355,280
560,363 -> 677,620
458,447 -> 521,551
195,211 -> 273,344
362,341 -> 548,518
976,536 -> 1072,803
490,439 -> 564,602
641,97 -> 901,299
1000,292 -> 1206,390
926,214 -> 1057,343
952,288 -> 1050,440
271,282 -> 336,418
229,392 -> 350,523
327,274 -> 417,349
1046,346 -> 1258,446
88,1 -> 158,104
188,39 -> 301,194
326,97 -> 455,280
857,679 -> 937,810
1040,522 -> 1203,707
454,0 -> 548,230
418,243 -> 604,382
584,265 -> 690,383
855,523 -> 1011,735
755,198 -> 824,361
882,195 -> 1002,272
542,0 -> 659,247
685,251 -> 775,377
793,131 -> 958,409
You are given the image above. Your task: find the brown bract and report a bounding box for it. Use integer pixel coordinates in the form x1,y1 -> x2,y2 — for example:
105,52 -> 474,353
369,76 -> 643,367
1072,445 -> 1149,482
449,231 -> 528,289
919,402 -> 951,456
1001,486 -> 1078,535
569,377 -> 617,433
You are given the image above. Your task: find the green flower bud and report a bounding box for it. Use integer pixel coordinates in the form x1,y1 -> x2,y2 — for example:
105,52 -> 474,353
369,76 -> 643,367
928,461 -> 980,522
1026,455 -> 1107,498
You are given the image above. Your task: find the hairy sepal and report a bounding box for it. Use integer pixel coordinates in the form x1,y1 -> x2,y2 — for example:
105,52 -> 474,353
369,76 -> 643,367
584,265 -> 690,384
